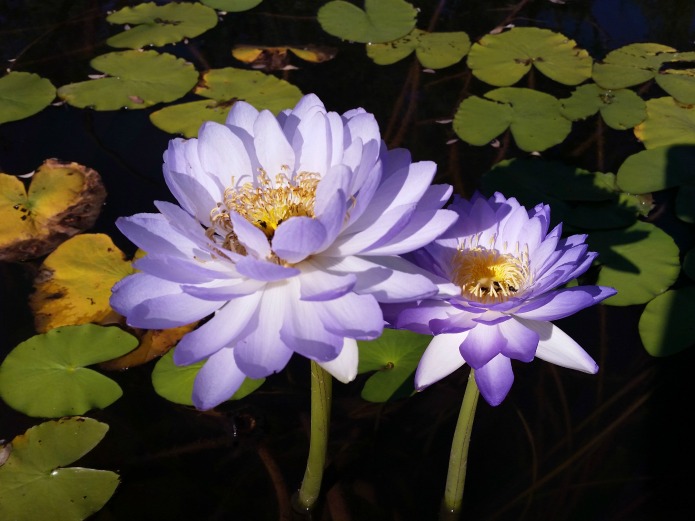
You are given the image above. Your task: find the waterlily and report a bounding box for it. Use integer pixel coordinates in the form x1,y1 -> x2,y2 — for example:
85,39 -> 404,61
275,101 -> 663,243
110,93 -> 458,411
389,192 -> 617,406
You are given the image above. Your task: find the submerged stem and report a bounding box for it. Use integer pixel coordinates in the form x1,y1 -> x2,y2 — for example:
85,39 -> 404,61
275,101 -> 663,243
440,369 -> 480,520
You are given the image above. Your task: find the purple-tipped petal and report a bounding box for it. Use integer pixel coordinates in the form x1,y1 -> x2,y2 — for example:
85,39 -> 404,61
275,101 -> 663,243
498,317 -> 539,362
235,256 -> 299,281
514,286 -> 617,321
459,322 -> 508,370
192,347 -> 246,410
475,355 -> 514,406
272,217 -> 327,263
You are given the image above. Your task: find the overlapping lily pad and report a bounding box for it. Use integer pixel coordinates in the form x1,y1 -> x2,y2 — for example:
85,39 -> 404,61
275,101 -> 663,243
467,27 -> 592,86
634,97 -> 695,149
0,324 -> 138,417
0,72 -> 56,124
616,145 -> 695,193
232,44 -> 337,70
201,0 -> 263,11
57,50 -> 198,110
106,2 -> 218,49
318,0 -> 417,44
639,286 -> 695,357
560,84 -> 646,130
150,67 -> 303,137
0,418 -> 119,521
366,29 -> 470,69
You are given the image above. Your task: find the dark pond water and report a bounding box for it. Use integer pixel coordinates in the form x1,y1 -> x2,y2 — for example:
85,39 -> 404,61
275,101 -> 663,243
1,1 -> 695,520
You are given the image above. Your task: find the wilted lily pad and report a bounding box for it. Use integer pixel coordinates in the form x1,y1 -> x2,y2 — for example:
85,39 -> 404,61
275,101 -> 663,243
616,145 -> 695,193
467,27 -> 592,86
588,220 -> 681,306
232,44 -> 337,70
634,97 -> 695,149
151,349 -> 264,406
200,0 -> 263,11
639,286 -> 695,357
0,417 -> 119,521
366,29 -> 470,69
150,67 -> 303,137
0,159 -> 106,262
0,72 -> 56,124
453,88 -> 571,152
30,234 -> 135,332
560,84 -> 646,130
318,0 -> 417,44
357,328 -> 431,403
0,324 -> 138,417
57,50 -> 198,110
106,1 -> 218,49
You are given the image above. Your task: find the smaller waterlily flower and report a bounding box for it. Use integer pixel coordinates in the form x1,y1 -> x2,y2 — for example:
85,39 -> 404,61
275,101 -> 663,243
387,192 -> 617,406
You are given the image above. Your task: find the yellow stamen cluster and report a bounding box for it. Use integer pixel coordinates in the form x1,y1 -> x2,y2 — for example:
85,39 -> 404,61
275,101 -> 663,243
453,246 -> 528,304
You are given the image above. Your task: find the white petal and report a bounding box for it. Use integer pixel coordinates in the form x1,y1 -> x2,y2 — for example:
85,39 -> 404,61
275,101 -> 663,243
198,122 -> 252,187
254,110 -> 295,177
414,332 -> 468,389
317,337 -> 358,383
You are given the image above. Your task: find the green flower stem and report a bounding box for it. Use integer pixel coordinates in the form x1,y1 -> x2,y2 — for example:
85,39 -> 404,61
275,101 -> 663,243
440,369 -> 480,520
295,360 -> 333,512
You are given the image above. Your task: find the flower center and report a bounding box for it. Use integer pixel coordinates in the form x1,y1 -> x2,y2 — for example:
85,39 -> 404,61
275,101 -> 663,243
452,246 -> 528,303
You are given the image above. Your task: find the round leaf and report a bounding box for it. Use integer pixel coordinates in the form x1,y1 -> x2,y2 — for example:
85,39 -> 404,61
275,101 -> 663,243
200,0 -> 263,11
639,286 -> 695,356
317,0 -> 417,44
616,145 -> 695,193
366,29 -> 470,69
0,324 -> 138,417
0,417 -> 119,521
634,97 -> 695,149
560,84 -> 646,130
656,69 -> 695,104
0,72 -> 56,124
452,95 -> 512,146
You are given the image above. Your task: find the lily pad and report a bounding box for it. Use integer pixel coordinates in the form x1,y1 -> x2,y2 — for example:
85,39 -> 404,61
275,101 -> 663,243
151,349 -> 264,406
656,68 -> 695,104
639,286 -> 695,357
453,88 -> 571,152
317,0 -> 417,44
57,50 -> 198,110
467,27 -> 592,86
0,418 -> 119,521
357,328 -> 431,403
634,97 -> 695,149
587,220 -> 681,306
30,234 -> 135,333
232,44 -> 337,71
616,145 -> 695,193
0,324 -> 138,417
675,184 -> 695,223
0,72 -> 56,124
200,0 -> 263,11
150,67 -> 303,137
0,159 -> 106,262
560,84 -> 646,130
366,29 -> 470,69
106,2 -> 218,49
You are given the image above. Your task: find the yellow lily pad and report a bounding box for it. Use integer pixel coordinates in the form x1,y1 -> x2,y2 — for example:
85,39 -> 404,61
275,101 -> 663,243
0,159 -> 106,262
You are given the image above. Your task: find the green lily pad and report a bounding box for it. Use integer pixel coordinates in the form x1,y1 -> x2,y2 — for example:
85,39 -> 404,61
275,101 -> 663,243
57,50 -> 198,110
593,43 -> 695,89
639,286 -> 695,356
588,220 -> 681,306
634,97 -> 695,149
683,247 -> 695,281
560,84 -> 646,130
656,68 -> 695,104
0,418 -> 119,521
317,0 -> 417,44
0,324 -> 138,417
467,27 -> 592,86
150,67 -> 303,137
357,328 -> 431,403
453,88 -> 571,152
0,72 -> 56,124
151,349 -> 264,406
676,184 -> 695,223
200,0 -> 263,11
106,2 -> 218,49
616,145 -> 695,193
366,29 -> 470,69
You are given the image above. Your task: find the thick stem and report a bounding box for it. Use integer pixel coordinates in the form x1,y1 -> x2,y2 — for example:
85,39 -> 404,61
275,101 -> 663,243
440,369 -> 480,520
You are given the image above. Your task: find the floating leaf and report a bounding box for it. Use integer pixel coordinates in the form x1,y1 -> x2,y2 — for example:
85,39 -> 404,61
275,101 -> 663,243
357,328 -> 431,403
453,88 -> 571,152
0,72 -> 56,124
634,97 -> 695,149
0,418 -> 119,521
232,44 -> 337,70
0,324 -> 138,417
317,0 -> 417,44
616,145 -> 695,193
656,68 -> 695,104
57,50 -> 198,110
467,27 -> 592,86
150,67 -> 302,137
0,159 -> 106,262
588,221 -> 681,306
106,2 -> 218,49
366,29 -> 470,69
151,349 -> 264,406
639,286 -> 695,356
675,184 -> 695,223
560,84 -> 646,130
200,0 -> 263,11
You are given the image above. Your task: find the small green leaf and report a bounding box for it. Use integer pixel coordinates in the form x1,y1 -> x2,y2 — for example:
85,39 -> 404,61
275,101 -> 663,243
357,328 -> 431,403
639,286 -> 695,356
634,97 -> 695,149
656,69 -> 695,104
106,2 -> 218,49
616,145 -> 695,193
0,324 -> 138,417
452,95 -> 512,146
366,29 -> 470,69
0,72 -> 56,124
0,417 -> 119,521
318,0 -> 417,44
200,0 -> 263,11
560,84 -> 646,130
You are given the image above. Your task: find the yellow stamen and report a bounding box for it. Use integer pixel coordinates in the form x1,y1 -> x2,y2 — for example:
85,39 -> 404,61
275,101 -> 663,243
452,246 -> 528,304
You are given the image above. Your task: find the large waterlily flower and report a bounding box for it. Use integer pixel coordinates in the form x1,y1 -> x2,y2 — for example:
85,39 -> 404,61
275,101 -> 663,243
387,192 -> 617,406
110,94 -> 458,410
